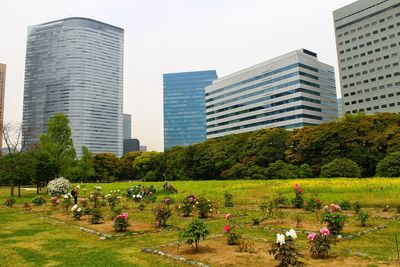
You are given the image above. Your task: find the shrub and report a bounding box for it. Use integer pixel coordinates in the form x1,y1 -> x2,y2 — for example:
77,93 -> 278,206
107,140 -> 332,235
163,197 -> 174,205
238,239 -> 256,254
178,194 -> 197,217
356,209 -> 370,227
47,177 -> 71,196
180,219 -> 210,252
273,194 -> 288,208
50,196 -> 61,206
297,163 -> 314,178
321,204 -> 346,235
153,205 -> 172,227
308,228 -> 336,259
224,191 -> 234,208
269,229 -> 304,267
292,184 -> 304,208
62,193 -> 73,213
303,195 -> 322,212
32,197 -> 46,206
138,203 -> 146,211
105,190 -> 121,210
163,181 -> 178,194
89,186 -> 104,208
71,204 -> 83,220
339,200 -> 351,210
126,185 -> 157,202
266,160 -> 297,179
113,213 -> 129,232
376,152 -> 400,177
89,208 -> 103,224
195,197 -> 213,219
4,197 -> 15,207
79,198 -> 89,208
224,213 -> 241,245
320,158 -> 361,178
23,203 -> 31,210
353,201 -> 362,214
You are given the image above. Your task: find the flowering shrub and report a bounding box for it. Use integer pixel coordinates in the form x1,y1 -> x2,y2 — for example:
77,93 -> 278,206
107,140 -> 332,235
126,185 -> 156,202
32,197 -> 46,206
180,219 -> 210,252
224,191 -> 234,207
89,186 -> 104,208
50,196 -> 61,206
153,205 -> 172,227
47,177 -> 71,196
269,229 -> 303,267
303,195 -> 322,212
339,200 -> 351,210
105,190 -> 122,210
89,208 -> 103,224
178,194 -> 197,217
224,213 -> 241,245
321,204 -> 346,235
307,227 -> 336,258
62,193 -> 73,213
356,209 -> 370,227
113,213 -> 129,232
71,204 -> 83,220
292,184 -> 304,208
79,198 -> 89,208
195,197 -> 213,219
163,197 -> 174,205
163,181 -> 178,194
353,201 -> 362,214
4,197 -> 15,207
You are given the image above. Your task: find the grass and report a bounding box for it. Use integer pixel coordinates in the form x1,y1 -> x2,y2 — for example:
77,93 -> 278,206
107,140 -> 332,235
0,178 -> 399,266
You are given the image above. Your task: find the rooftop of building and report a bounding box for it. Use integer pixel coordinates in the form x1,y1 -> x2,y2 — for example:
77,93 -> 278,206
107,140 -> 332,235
29,17 -> 124,32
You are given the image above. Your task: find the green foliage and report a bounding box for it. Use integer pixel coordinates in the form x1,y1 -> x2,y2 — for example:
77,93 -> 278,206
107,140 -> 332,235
4,197 -> 16,207
320,158 -> 361,178
92,153 -> 120,182
39,114 -> 76,177
269,232 -> 304,267
224,191 -> 234,207
266,160 -> 297,179
153,205 -> 172,227
195,197 -> 213,219
339,200 -> 351,210
132,152 -> 164,181
297,163 -> 314,178
376,151 -> 400,177
357,209 -> 370,227
67,147 -> 95,182
292,184 -> 304,208
32,197 -> 46,206
308,232 -> 336,259
89,208 -> 104,224
353,201 -> 362,214
303,195 -> 322,212
321,205 -> 346,235
118,151 -> 142,180
178,194 -> 197,217
113,213 -> 129,232
179,219 -> 210,252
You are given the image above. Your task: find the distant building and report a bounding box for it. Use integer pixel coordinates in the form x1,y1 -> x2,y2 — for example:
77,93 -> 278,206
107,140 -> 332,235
333,0 -> 400,115
140,145 -> 147,152
22,17 -> 124,157
123,138 -> 140,155
337,98 -> 344,118
0,64 -> 5,148
205,49 -> 338,139
123,113 -> 132,140
163,70 -> 217,150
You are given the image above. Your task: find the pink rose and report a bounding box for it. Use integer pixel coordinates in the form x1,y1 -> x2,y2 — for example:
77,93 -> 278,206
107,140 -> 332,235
307,232 -> 317,241
320,227 -> 330,236
225,213 -> 232,220
116,213 -> 129,220
223,225 -> 231,233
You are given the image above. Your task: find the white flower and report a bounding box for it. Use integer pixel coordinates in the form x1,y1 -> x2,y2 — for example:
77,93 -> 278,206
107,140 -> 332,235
210,209 -> 213,212
286,229 -> 297,239
276,234 -> 285,245
71,204 -> 78,211
77,208 -> 82,212
63,194 -> 69,199
106,194 -> 111,198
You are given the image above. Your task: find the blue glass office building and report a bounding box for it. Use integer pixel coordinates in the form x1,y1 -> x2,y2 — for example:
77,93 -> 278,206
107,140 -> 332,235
163,71 -> 217,150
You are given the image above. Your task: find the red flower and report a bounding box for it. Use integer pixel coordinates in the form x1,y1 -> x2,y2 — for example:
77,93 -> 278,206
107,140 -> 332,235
223,225 -> 231,233
225,213 -> 232,220
116,213 -> 128,220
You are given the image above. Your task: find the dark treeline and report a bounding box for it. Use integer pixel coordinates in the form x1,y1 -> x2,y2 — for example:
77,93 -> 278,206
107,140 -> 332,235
1,113 -> 400,194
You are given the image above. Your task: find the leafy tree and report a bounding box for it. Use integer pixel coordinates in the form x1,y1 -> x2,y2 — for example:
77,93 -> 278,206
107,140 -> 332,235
92,153 -> 120,182
179,219 -> 210,252
119,151 -> 142,180
220,163 -> 248,180
320,158 -> 361,178
376,151 -> 400,177
265,160 -> 298,179
33,150 -> 58,194
68,146 -> 95,182
297,163 -> 314,178
38,114 -> 76,176
132,151 -> 164,181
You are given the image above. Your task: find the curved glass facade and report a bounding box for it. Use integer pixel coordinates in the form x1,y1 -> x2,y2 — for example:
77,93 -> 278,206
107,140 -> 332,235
163,71 -> 217,150
22,17 -> 124,157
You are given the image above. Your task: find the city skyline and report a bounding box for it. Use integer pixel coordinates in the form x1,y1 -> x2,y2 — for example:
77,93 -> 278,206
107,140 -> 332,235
1,0 -> 355,152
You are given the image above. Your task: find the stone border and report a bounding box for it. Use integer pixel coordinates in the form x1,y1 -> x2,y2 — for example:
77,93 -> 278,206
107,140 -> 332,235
141,248 -> 210,267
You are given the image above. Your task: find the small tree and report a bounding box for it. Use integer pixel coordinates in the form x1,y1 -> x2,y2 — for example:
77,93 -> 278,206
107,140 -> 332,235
320,158 -> 361,178
265,160 -> 297,179
297,163 -> 314,178
376,152 -> 400,177
180,219 -> 210,252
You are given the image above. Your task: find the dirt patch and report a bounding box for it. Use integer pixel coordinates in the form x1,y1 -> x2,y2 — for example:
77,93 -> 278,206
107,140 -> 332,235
50,213 -> 155,233
161,237 -> 397,267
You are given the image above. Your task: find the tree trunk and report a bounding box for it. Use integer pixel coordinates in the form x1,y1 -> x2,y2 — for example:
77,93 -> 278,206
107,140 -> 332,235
10,183 -> 14,196
18,183 -> 21,198
37,182 -> 40,194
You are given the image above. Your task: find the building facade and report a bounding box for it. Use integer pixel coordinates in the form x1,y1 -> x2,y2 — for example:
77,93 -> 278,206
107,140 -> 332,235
0,64 -> 5,148
205,49 -> 338,139
163,70 -> 217,150
123,113 -> 132,140
22,17 -> 124,157
333,0 -> 400,115
123,138 -> 140,155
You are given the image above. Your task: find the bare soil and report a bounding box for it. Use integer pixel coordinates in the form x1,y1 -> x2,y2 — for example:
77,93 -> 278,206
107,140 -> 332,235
161,237 -> 397,267
50,213 -> 155,233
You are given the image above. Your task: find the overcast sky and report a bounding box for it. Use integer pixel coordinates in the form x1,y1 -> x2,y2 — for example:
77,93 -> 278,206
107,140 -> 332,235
0,0 -> 355,152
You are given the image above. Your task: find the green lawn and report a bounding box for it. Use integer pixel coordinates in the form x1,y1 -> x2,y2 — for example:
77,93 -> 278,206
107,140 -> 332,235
0,178 -> 399,266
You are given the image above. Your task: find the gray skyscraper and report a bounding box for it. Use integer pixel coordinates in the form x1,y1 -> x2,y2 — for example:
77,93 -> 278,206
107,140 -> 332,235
22,17 -> 124,157
333,0 -> 400,115
123,113 -> 132,140
0,64 -> 5,148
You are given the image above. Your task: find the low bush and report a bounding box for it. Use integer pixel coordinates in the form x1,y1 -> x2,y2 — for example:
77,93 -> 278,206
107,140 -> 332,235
4,197 -> 15,207
195,197 -> 213,219
356,209 -> 370,227
153,205 -> 172,227
321,204 -> 346,235
113,213 -> 129,232
376,151 -> 400,177
269,229 -> 303,267
89,208 -> 103,224
32,197 -> 46,206
320,158 -> 361,178
180,219 -> 210,252
308,228 -> 336,259
224,191 -> 234,207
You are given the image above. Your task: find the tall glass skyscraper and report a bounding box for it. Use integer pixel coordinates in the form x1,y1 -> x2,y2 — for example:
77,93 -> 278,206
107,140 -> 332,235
22,17 -> 124,157
163,70 -> 217,150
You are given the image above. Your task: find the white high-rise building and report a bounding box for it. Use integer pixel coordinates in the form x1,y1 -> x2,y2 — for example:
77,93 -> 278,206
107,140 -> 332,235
205,49 -> 338,139
333,0 -> 400,115
22,17 -> 124,157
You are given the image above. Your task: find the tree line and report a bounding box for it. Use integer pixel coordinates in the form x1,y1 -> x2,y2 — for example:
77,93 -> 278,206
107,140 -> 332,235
1,112 -> 400,197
